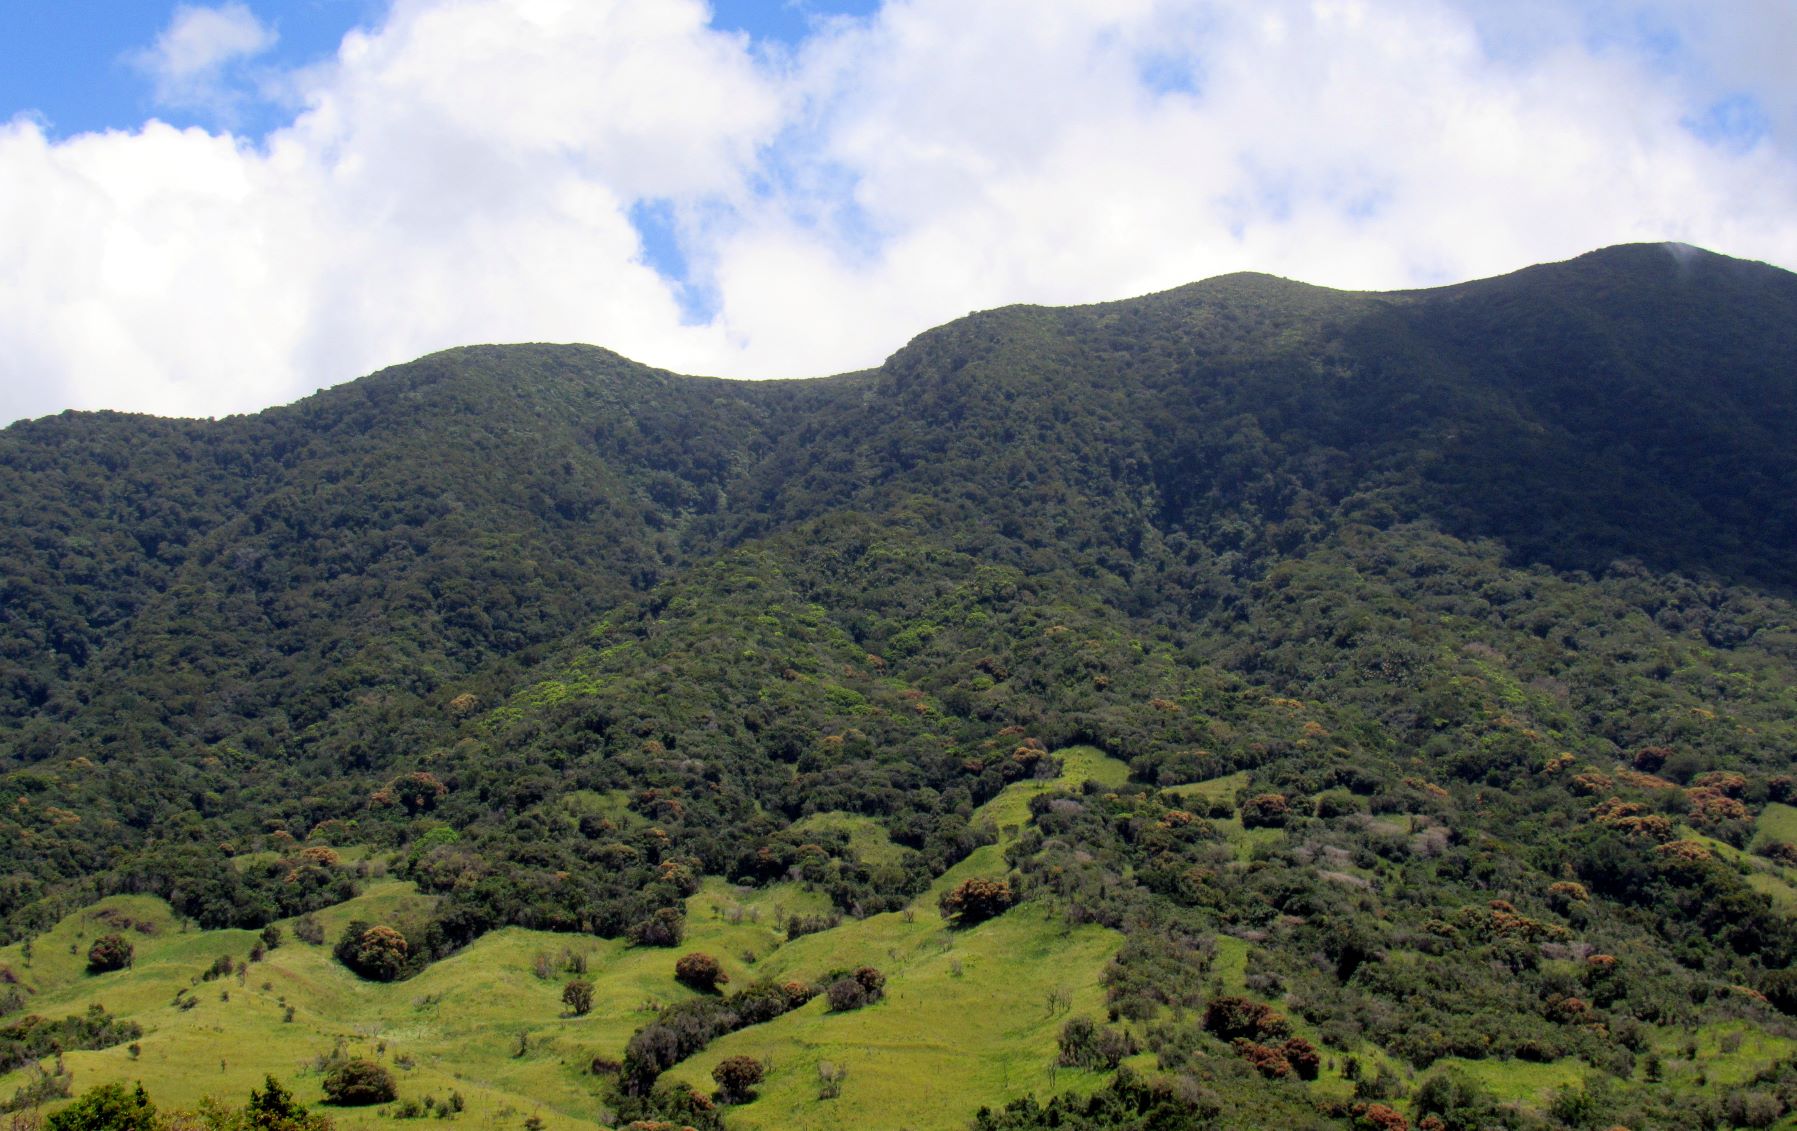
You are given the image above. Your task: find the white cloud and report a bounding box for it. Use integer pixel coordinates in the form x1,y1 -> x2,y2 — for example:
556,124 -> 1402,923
129,2 -> 279,116
3,0 -> 1796,424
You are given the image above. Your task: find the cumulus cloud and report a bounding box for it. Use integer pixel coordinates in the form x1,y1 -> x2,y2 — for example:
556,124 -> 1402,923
3,0 -> 1796,424
128,2 -> 279,117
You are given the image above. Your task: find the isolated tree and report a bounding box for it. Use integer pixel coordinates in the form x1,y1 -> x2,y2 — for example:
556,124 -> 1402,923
562,978 -> 595,1016
86,934 -> 134,973
335,922 -> 409,981
674,952 -> 728,993
321,1058 -> 397,1105
712,1055 -> 765,1104
939,877 -> 1015,927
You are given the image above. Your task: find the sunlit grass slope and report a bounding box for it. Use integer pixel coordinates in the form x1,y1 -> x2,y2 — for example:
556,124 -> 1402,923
0,749 -> 1130,1130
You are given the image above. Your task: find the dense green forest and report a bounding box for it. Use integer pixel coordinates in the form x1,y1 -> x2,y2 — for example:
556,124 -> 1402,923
4,244 -> 1797,1129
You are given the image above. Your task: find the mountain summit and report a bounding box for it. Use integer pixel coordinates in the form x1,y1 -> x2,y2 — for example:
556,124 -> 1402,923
2,244 -> 1795,1128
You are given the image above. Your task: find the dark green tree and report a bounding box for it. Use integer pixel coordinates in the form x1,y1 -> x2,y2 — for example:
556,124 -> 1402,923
45,1082 -> 157,1131
712,1055 -> 765,1104
85,934 -> 133,973
321,1058 -> 397,1105
561,978 -> 594,1016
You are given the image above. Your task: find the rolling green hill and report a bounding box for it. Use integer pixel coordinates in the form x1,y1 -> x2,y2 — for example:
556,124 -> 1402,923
5,244 -> 1797,1129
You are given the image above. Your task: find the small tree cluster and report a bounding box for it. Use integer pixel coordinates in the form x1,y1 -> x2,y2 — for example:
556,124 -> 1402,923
86,934 -> 133,973
385,771 -> 448,815
334,922 -> 410,982
1233,1035 -> 1320,1080
245,1074 -> 333,1131
322,1057 -> 398,1105
45,1082 -> 157,1131
1201,995 -> 1289,1042
939,877 -> 1015,927
674,952 -> 728,993
824,966 -> 886,1012
628,907 -> 686,948
1056,1016 -> 1138,1070
1240,793 -> 1292,829
620,979 -> 815,1095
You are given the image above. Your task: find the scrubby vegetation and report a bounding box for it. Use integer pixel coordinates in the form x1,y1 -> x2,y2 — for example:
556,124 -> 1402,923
3,245 -> 1797,1127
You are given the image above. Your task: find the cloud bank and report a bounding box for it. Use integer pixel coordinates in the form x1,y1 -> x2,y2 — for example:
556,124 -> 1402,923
3,0 -> 1795,423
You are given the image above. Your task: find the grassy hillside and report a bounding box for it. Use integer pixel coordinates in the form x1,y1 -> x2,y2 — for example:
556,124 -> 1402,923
6,246 -> 1797,1129
0,752 -> 1136,1129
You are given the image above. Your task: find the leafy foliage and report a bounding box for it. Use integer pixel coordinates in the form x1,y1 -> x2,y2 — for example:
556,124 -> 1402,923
4,245 -> 1797,1127
320,1058 -> 396,1105
85,933 -> 132,972
1,1004 -> 142,1074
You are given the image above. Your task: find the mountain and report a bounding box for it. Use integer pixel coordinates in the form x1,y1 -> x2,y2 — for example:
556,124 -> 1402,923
3,243 -> 1797,1129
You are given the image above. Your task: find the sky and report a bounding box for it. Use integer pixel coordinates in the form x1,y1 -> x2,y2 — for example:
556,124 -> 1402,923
1,1 -> 1794,425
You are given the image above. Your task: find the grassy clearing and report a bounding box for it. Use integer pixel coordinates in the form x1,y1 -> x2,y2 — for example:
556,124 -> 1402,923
1663,1020 -> 1797,1090
0,749 -> 1131,1130
669,747 -> 1132,1131
1429,1055 -> 1586,1108
683,905 -> 1119,1130
1162,770 -> 1248,805
787,811 -> 914,869
1754,802 -> 1797,848
0,877 -> 832,1129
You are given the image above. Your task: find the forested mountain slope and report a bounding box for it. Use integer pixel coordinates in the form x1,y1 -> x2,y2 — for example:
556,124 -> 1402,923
4,244 -> 1797,1129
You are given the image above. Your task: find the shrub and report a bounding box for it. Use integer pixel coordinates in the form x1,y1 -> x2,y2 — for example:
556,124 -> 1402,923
628,908 -> 686,948
825,966 -> 886,1013
45,1082 -> 158,1131
784,911 -> 841,940
335,923 -> 409,982
674,952 -> 728,993
1314,790 -> 1364,818
293,915 -> 326,945
825,977 -> 868,1012
1348,1103 -> 1410,1131
389,772 -> 448,815
712,1055 -> 764,1104
1240,794 -> 1292,829
1236,1041 -> 1292,1078
939,878 -> 1015,927
322,1058 -> 397,1105
1411,1069 -> 1499,1130
1762,967 -> 1797,1016
86,934 -> 133,973
1201,995 -> 1289,1041
562,978 -> 595,1016
1282,1036 -> 1321,1080
1057,1016 -> 1139,1070
244,1074 -> 330,1131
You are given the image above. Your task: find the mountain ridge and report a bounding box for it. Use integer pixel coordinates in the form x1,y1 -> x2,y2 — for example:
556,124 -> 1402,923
3,242 -> 1797,1129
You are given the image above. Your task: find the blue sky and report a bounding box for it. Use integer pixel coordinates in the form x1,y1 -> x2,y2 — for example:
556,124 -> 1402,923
1,1 -> 375,137
2,0 -> 876,139
0,1 -> 1793,425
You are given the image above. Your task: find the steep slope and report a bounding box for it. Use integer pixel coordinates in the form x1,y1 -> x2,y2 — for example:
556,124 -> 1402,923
4,244 -> 1797,1129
